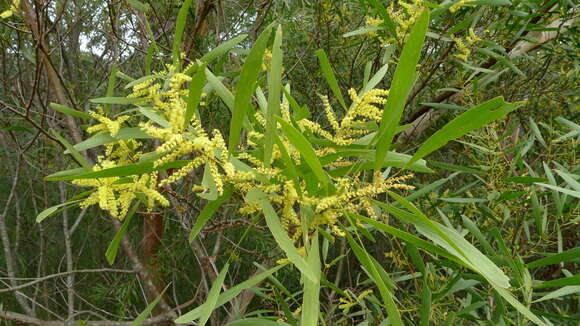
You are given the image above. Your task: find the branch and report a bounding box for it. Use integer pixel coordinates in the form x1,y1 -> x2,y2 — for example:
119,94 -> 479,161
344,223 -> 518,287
0,310 -> 173,326
0,269 -> 135,294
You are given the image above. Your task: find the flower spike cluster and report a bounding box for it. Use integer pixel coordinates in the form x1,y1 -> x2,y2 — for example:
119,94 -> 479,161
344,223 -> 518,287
73,63 -> 414,246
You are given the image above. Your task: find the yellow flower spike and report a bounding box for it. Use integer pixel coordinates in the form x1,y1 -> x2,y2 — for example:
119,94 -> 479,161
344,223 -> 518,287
209,161 -> 224,195
254,111 -> 267,127
453,36 -> 470,62
467,28 -> 481,44
321,95 -> 340,132
87,110 -> 129,137
450,0 -> 477,12
281,102 -> 291,121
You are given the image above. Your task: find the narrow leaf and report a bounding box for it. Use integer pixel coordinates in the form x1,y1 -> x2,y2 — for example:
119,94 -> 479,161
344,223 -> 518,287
276,118 -> 328,188
374,9 -> 429,171
172,0 -> 194,67
106,203 -> 140,265
50,103 -> 91,119
301,233 -> 321,326
264,25 -> 283,165
184,62 -> 207,128
246,189 -> 318,282
228,24 -> 273,152
198,263 -> 230,326
36,200 -> 81,223
90,97 -> 141,105
315,49 -> 347,110
176,264 -> 286,323
131,284 -> 170,326
408,98 -> 521,165
189,187 -> 232,242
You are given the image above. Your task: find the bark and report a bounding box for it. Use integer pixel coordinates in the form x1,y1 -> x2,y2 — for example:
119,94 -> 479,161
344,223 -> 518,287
141,212 -> 172,326
109,217 -> 175,325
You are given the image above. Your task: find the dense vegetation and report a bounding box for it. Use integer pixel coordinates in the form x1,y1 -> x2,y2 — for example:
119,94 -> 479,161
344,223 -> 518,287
0,0 -> 578,325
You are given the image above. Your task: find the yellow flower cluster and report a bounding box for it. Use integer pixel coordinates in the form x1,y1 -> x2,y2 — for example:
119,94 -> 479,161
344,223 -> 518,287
74,65 -> 243,218
74,62 -> 415,241
234,88 -> 412,239
0,0 -> 19,19
297,88 -> 388,146
365,16 -> 383,37
453,28 -> 481,62
87,108 -> 129,137
339,289 -> 374,314
388,0 -> 425,41
450,0 -> 477,13
73,159 -> 168,219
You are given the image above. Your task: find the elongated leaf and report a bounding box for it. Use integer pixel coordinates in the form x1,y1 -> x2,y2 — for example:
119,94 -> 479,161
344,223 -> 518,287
343,226 -> 403,326
199,34 -> 248,65
408,97 -> 521,165
264,25 -> 283,165
205,68 -> 235,111
50,103 -> 91,119
301,233 -> 321,326
343,26 -> 381,38
184,62 -> 207,128
106,203 -> 140,265
361,63 -> 389,94
116,71 -> 134,81
555,116 -> 580,132
51,130 -> 91,169
555,169 -> 580,191
229,24 -> 273,152
374,9 -> 429,171
276,118 -> 328,188
124,75 -> 158,90
533,286 -> 580,303
197,162 -> 219,200
534,182 -> 580,199
282,87 -> 309,120
176,264 -> 286,323
172,0 -> 193,67
536,276 -> 580,289
66,128 -> 153,153
90,97 -> 141,105
198,263 -> 230,326
131,284 -> 170,326
494,285 -> 547,326
315,49 -> 347,110
357,214 -> 461,264
327,150 -> 432,176
246,189 -> 318,282
542,162 -> 563,216
529,117 -> 547,148
272,129 -> 302,197
380,193 -> 511,288
189,187 -> 232,242
45,160 -> 191,181
420,279 -> 432,326
527,247 -> 580,268
406,172 -> 459,201
36,200 -> 81,223
137,107 -> 170,128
